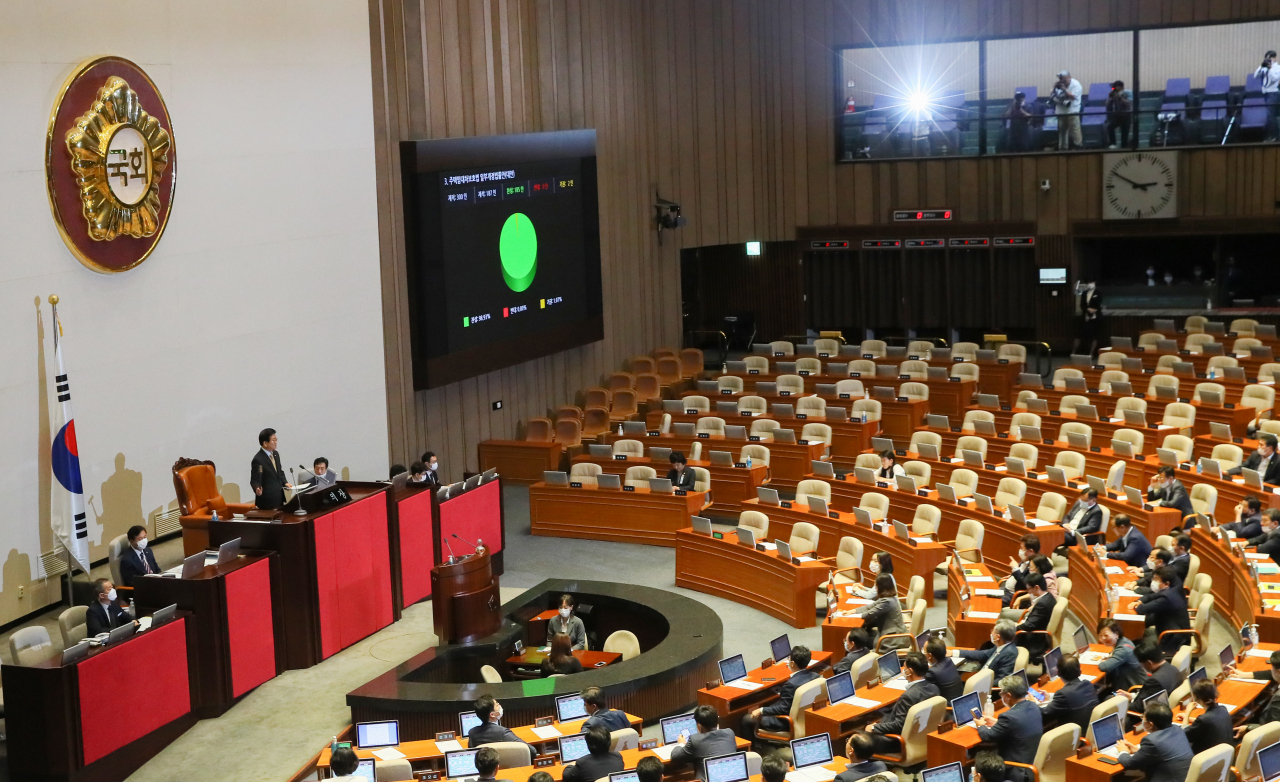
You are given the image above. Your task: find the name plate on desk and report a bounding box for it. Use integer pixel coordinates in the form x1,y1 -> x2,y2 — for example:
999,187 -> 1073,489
675,489 -> 688,496
712,531 -> 724,539
780,501 -> 792,508
850,372 -> 861,378
614,454 -> 628,460
897,396 -> 908,402
1050,411 -> 1061,416
698,433 -> 710,438
436,731 -> 457,741
570,481 -> 583,488
721,389 -> 734,394
741,411 -> 754,416
954,357 -> 965,362
686,409 -> 699,415
951,427 -> 961,433
749,369 -> 760,374
796,413 -> 807,419
780,391 -> 792,396
949,377 -> 961,382
1226,402 -> 1236,409
749,435 -> 762,441
1001,404 -> 1011,411
863,353 -> 874,359
421,772 -> 443,781
1043,439 -> 1054,445
535,716 -> 555,727
999,359 -> 1009,364
799,370 -> 811,376
623,486 -> 636,492
534,756 -> 557,768
819,353 -> 830,358
639,739 -> 658,750
839,393 -> 851,399
909,355 -> 920,360
735,462 -> 747,468
648,430 -> 660,436
895,449 -> 907,457
899,374 -> 910,380
774,352 -> 785,357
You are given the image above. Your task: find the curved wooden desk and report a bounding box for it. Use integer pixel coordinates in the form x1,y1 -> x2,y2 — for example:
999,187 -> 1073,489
1013,381 -> 1259,436
674,528 -> 829,627
739,352 -> 1023,402
711,372 -> 973,418
569,452 -> 764,509
528,481 -> 706,547
477,439 -> 564,483
645,407 -> 877,461
598,432 -> 826,491
696,650 -> 833,732
1188,527 -> 1280,642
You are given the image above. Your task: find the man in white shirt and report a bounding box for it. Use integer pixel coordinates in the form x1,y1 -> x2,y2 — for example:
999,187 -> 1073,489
1053,70 -> 1083,150
1255,50 -> 1280,141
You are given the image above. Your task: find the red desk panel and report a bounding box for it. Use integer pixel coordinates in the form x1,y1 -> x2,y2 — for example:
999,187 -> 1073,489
225,558 -> 277,698
398,488 -> 436,605
315,494 -> 395,659
440,479 -> 504,558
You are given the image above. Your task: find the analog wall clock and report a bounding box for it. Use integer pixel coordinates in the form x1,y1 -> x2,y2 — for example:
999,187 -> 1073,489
1102,150 -> 1177,220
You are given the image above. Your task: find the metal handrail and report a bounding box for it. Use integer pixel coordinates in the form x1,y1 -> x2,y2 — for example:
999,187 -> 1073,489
684,329 -> 728,366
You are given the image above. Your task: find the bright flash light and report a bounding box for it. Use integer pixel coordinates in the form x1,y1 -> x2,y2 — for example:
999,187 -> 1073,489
907,91 -> 932,114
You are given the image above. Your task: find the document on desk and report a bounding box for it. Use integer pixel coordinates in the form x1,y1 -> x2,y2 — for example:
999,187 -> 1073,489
796,555 -> 816,563
976,589 -> 1004,597
967,576 -> 994,583
843,696 -> 884,709
650,744 -> 677,761
787,766 -> 838,782
1116,588 -> 1139,597
1258,563 -> 1280,575
435,740 -> 463,753
1098,746 -> 1122,758
531,725 -> 563,740
844,598 -> 872,606
1078,651 -> 1109,664
1113,613 -> 1144,621
1105,566 -> 1125,574
966,611 -> 1001,619
725,679 -> 763,691
1221,703 -> 1240,713
1027,520 -> 1055,527
1079,673 -> 1097,682
912,537 -> 934,544
1247,648 -> 1274,657
1246,552 -> 1272,560
373,747 -> 406,761
882,677 -> 911,690
759,542 -> 778,551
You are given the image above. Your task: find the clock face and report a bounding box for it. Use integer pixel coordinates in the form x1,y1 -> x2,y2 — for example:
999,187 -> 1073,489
1103,151 -> 1178,220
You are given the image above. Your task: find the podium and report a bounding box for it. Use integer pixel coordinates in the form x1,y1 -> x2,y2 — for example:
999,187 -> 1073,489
431,547 -> 501,644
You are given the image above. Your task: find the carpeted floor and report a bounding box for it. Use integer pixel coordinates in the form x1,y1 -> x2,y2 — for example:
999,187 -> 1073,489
0,483 -> 1242,781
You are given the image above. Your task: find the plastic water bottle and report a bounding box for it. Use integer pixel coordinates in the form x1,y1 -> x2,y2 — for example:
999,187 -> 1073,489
1107,584 -> 1119,614
746,455 -> 753,469
617,422 -> 623,436
211,510 -> 219,522
861,410 -> 868,424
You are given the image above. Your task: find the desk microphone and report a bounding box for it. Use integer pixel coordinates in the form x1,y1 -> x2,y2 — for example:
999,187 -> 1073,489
451,533 -> 483,552
287,469 -> 307,515
443,536 -> 458,565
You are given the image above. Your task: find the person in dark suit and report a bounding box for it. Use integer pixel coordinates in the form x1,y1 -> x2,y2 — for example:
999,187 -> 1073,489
1167,535 -> 1192,587
667,452 -> 696,491
1003,534 -> 1042,599
759,757 -> 788,782
976,673 -> 1043,778
250,428 -> 291,510
1228,649 -> 1280,737
116,524 -> 160,586
1249,511 -> 1280,563
1096,619 -> 1148,694
1105,516 -> 1153,568
1179,680 -> 1233,754
1062,488 -> 1105,546
1147,467 -> 1194,520
474,747 -> 515,782
923,637 -> 963,701
407,461 -> 431,485
1115,702 -> 1194,782
1040,654 -> 1098,732
855,575 -> 908,650
310,457 -> 338,488
86,578 -> 133,636
833,628 -> 873,675
562,725 -> 623,782
1227,434 -> 1280,483
1219,496 -> 1264,539
866,652 -> 939,754
670,705 -> 738,781
740,646 -> 821,741
1015,573 -> 1056,663
1128,641 -> 1184,728
956,620 -> 1018,680
467,695 -> 529,747
1127,547 -> 1175,594
582,687 -> 631,732
971,751 -> 1007,782
1134,567 -> 1191,656
835,733 -> 889,782
420,451 -> 442,485
635,757 -> 664,782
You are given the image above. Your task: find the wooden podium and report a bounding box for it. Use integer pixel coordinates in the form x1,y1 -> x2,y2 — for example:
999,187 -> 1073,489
431,547 -> 501,644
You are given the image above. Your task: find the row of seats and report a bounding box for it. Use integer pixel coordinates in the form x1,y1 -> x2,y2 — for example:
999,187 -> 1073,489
758,339 -> 1026,362
568,461 -> 712,492
721,360 -> 982,384
1179,315 -> 1266,336
1136,332 -> 1268,355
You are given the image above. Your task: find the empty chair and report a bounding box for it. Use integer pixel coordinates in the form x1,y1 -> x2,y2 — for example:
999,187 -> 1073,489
859,339 -> 886,358
947,519 -> 984,563
738,510 -> 769,540
913,504 -> 941,536
608,372 -> 636,392
1148,375 -> 1180,398
1010,412 -> 1042,440
610,389 -> 638,420
738,395 -> 767,415
751,418 -> 781,438
796,357 -> 823,374
814,338 -> 841,356
1185,333 -> 1216,354
582,407 -> 611,437
822,536 -> 864,588
1015,390 -> 1038,410
1058,394 -> 1090,414
570,462 -> 603,485
955,435 -> 988,460
801,422 -> 832,446
1113,427 -> 1145,454
1189,484 -> 1217,517
904,460 -> 931,489
899,360 -> 929,380
835,378 -> 865,397
962,409 -> 995,434
634,373 -> 662,402
796,479 -> 831,503
556,405 -> 585,423
1258,363 -> 1280,383
1054,451 -> 1085,481
953,342 -> 979,360
899,382 -> 928,401
1241,385 -> 1275,422
949,469 -> 979,498
10,626 -> 56,666
796,397 -> 826,417
994,477 -> 1027,508
584,387 -> 612,409
1162,434 -> 1194,463
1138,332 -> 1165,349
624,465 -> 657,488
1234,337 -> 1263,356
789,522 -> 820,555
717,375 -> 744,393
1115,396 -> 1148,418
1056,422 -> 1092,447
58,605 -> 88,647
652,347 -> 678,359
852,399 -> 881,422
860,493 -> 890,521
1210,443 -> 1243,471
1009,442 -> 1039,470
907,340 -> 934,358
680,348 -> 704,378
603,630 -> 641,660
1053,367 -> 1084,390
951,363 -> 979,382
1193,382 -> 1226,404
553,417 -> 582,446
682,394 -> 710,413
740,444 -> 770,466
1205,355 -> 1239,373
696,416 -> 726,435
613,439 -> 644,457
999,343 -> 1027,363
768,340 -> 795,356
1155,354 -> 1184,374
744,355 -> 770,372
909,430 -> 942,453
1162,402 -> 1196,433
776,374 -> 805,395
655,356 -> 683,384
1098,351 -> 1125,368
1035,492 -> 1068,522
630,355 -> 657,374
1230,318 -> 1259,336
1099,370 -> 1129,393
848,359 -> 878,376
527,417 -> 554,442
480,664 -> 503,683
1182,315 -> 1207,333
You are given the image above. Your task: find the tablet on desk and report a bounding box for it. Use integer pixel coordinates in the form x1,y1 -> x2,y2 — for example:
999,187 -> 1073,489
921,762 -> 967,782
790,733 -> 833,771
106,621 -> 136,646
1089,713 -> 1124,757
555,693 -> 589,722
1044,646 -> 1062,680
950,691 -> 982,727
660,712 -> 698,744
877,650 -> 901,680
770,633 -> 791,663
62,639 -> 91,664
356,720 -> 400,749
445,748 -> 481,779
718,653 -> 748,684
181,551 -> 207,579
704,752 -> 749,782
459,710 -> 482,735
557,733 -> 590,763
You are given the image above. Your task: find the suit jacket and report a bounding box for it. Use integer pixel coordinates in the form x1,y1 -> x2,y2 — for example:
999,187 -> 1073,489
871,679 -> 939,735
1223,514 -> 1264,540
1040,677 -> 1099,732
1106,527 -> 1152,567
857,596 -> 907,649
1184,703 -> 1233,754
117,546 -> 160,586
1135,663 -> 1184,710
670,729 -> 738,781
547,615 -> 588,650
1118,726 -> 1194,782
667,466 -> 696,490
835,761 -> 890,782
1249,527 -> 1280,548
423,469 -> 441,486
833,648 -> 869,675
1065,502 -> 1105,544
314,469 -> 338,488
583,708 -> 631,733
1147,480 -> 1194,519
562,751 -> 624,782
1016,592 -> 1057,660
977,699 -> 1042,766
1167,555 -> 1190,589
1097,638 -> 1147,692
1230,450 -> 1280,483
467,721 -> 528,748
1249,671 -> 1280,727
926,657 -> 964,701
959,643 -> 1017,681
250,449 -> 288,510
763,668 -> 821,717
1135,589 -> 1191,655
86,600 -> 131,636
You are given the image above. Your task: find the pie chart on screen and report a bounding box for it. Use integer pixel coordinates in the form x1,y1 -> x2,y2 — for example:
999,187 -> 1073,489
500,212 -> 537,292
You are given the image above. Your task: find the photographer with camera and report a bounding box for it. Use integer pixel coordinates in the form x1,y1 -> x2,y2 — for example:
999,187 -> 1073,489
1051,70 -> 1083,150
1255,50 -> 1280,141
1004,90 -> 1033,152
1106,80 -> 1132,148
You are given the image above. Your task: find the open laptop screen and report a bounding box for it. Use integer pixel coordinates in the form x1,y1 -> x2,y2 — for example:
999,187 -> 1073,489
878,651 -> 902,679
459,711 -> 482,735
770,634 -> 791,663
558,734 -> 590,763
790,734 -> 833,769
354,759 -> 377,782
921,762 -> 966,782
1258,741 -> 1280,782
445,749 -> 480,778
826,671 -> 854,704
1091,714 -> 1123,752
705,752 -> 749,782
951,692 -> 982,727
718,654 -> 748,683
661,713 -> 698,745
556,694 -> 589,722
356,720 -> 400,749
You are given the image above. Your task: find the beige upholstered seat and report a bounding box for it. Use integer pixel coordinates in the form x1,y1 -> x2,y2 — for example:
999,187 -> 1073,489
1056,422 -> 1092,448
1035,492 -> 1068,522
1193,382 -> 1226,403
796,396 -> 826,417
848,360 -> 877,376
1210,443 -> 1243,471
735,445 -> 767,470
1162,402 -> 1196,433
750,419 -> 781,439
1058,394 -> 1090,414
1052,367 -> 1083,390
1010,412 -> 1042,439
814,338 -> 841,356
717,375 -> 744,393
961,409 -> 995,433
859,340 -> 886,358
875,696 -> 947,769
738,510 -> 769,539
696,416 -> 726,435
480,665 -> 503,683
744,355 -> 770,372
913,505 -> 940,536
801,423 -> 832,446
907,340 -> 934,358
1162,434 -> 1194,463
899,382 -> 928,401
1183,315 -> 1208,333
58,606 -> 88,647
608,728 -> 640,752
1206,355 -> 1239,373
1097,351 -> 1125,368
851,399 -> 881,422
1054,451 -> 1085,481
1185,333 -> 1216,354
682,394 -> 710,413
1259,363 -> 1280,383
899,360 -> 929,380
1114,396 -> 1148,417
1113,427 -> 1145,453
613,439 -> 644,457
909,430 -> 942,453
1011,724 -> 1079,782
768,340 -> 795,356
570,463 -> 603,485
860,493 -> 889,521
376,759 -> 414,781
951,363 -> 979,382
994,478 -> 1026,508
822,536 -> 864,588
789,522 -> 820,555
1087,696 -> 1129,746
796,479 -> 831,503
1099,370 -> 1129,393
738,395 -> 768,415
953,342 -> 979,360
1148,375 -> 1180,396
964,669 -> 994,708
1234,337 -> 1263,356
1015,390 -> 1038,410
1155,354 -> 1184,375
795,357 -> 823,374
999,343 -> 1027,363
1184,745 -> 1234,782
855,453 -> 881,470
488,742 -> 532,768
1189,484 -> 1217,517
624,465 -> 657,488
691,467 -> 711,493
1009,442 -> 1039,470
1264,420 -> 1280,437
1188,573 -> 1213,610
776,374 -> 805,395
904,460 -> 931,489
1138,332 -> 1164,349
949,469 -> 979,498
1236,724 -> 1280,782
835,378 -> 864,397
955,435 -> 988,460
1231,318 -> 1259,336
603,630 -> 641,660
1242,384 -> 1276,422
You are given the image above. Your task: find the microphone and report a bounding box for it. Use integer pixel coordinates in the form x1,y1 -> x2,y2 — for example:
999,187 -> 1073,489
288,469 -> 306,515
443,536 -> 458,565
452,533 -> 483,552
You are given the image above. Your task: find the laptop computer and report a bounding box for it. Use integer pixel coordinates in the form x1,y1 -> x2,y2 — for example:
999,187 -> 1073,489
649,478 -> 674,493
878,650 -> 902,680
1109,381 -> 1133,396
555,693 -> 589,722
1189,666 -> 1208,685
1073,625 -> 1090,652
1224,366 -> 1247,380
459,711 -> 483,735
1205,322 -> 1226,335
1086,475 -> 1106,495
660,713 -> 698,745
1200,389 -> 1223,406
1154,384 -> 1177,400
974,494 -> 994,515
597,473 -> 621,489
1026,398 -> 1050,415
1244,468 -> 1265,489
216,537 -> 241,566
1064,377 -> 1088,391
1019,373 -> 1043,387
1067,431 -> 1091,451
1019,425 -> 1042,441
353,759 -> 377,782
961,450 -> 984,468
1111,439 -> 1134,458
704,753 -> 750,782
808,496 -> 829,516
773,429 -> 797,444
1157,339 -> 1179,352
1005,456 -> 1027,477
1090,713 -> 1125,757
726,361 -> 748,373
855,467 -> 877,485
772,404 -> 795,418
609,773 -> 639,782
851,507 -> 875,528
976,394 -> 1000,409
1198,457 -> 1222,479
790,734 -> 834,777
921,763 -> 966,782
1076,404 -> 1099,421
181,551 -> 207,579
1156,448 -> 1180,466
1008,504 -> 1026,523
919,443 -> 940,461
974,420 -> 997,437
1046,466 -> 1068,486
812,460 -> 836,478
649,447 -> 672,462
544,471 -> 570,486
1122,408 -> 1147,426
357,720 -> 401,748
1209,421 -> 1233,440
62,639 -> 91,664
150,603 -> 177,630
1257,741 -> 1280,782
828,406 -> 849,422
673,422 -> 696,437
718,654 -> 748,683
757,487 -> 780,505
775,539 -> 793,561
1111,337 -> 1133,350
872,386 -> 895,400
895,474 -> 917,493
1044,646 -> 1062,680
825,671 -> 856,706
1124,485 -> 1145,506
588,444 -> 613,457
893,520 -> 911,541
557,734 -> 590,763
735,527 -> 756,547
871,437 -> 895,453
776,362 -> 797,374
710,450 -> 734,466
692,516 -> 712,534
1143,689 -> 1170,710
725,425 -> 747,440
770,634 -> 791,662
937,483 -> 959,503
950,692 -> 983,727
481,468 -> 497,482
926,414 -> 949,429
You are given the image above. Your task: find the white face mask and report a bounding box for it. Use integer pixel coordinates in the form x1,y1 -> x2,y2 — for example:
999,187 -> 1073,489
106,588 -> 117,602
870,559 -> 880,575
430,462 -> 438,471
493,704 -> 503,721
1146,559 -> 1157,570
135,538 -> 148,550
559,607 -> 571,618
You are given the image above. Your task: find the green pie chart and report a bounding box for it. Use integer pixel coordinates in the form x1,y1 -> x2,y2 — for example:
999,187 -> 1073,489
500,212 -> 538,292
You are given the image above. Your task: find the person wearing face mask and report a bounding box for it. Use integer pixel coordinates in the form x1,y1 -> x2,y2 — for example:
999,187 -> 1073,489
1126,547 -> 1175,594
1114,702 -> 1193,782
1104,515 -> 1152,567
1177,679 -> 1233,754
1146,467 -> 1193,519
833,627 -> 873,674
1218,495 -> 1264,539
922,637 -> 963,700
855,552 -> 893,599
1074,280 -> 1101,356
467,694 -> 529,748
863,652 -> 939,754
1134,566 -> 1190,657
547,594 -> 587,650
953,619 -> 1018,679
853,574 -> 907,650
1096,618 -> 1147,693
1061,488 -> 1103,546
1228,434 -> 1280,483
407,461 -> 430,485
1127,641 -> 1185,729
1248,510 -> 1280,562
1003,534 -> 1041,599
1013,572 -> 1056,664
975,673 -> 1043,781
86,578 -> 134,636
420,451 -> 441,485
740,646 -> 821,742
117,524 -> 159,586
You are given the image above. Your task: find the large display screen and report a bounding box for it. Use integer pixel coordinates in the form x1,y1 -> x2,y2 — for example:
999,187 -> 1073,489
402,130 -> 603,389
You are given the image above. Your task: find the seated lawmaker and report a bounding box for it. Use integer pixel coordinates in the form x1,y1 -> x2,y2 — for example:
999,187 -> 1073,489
1115,702 -> 1193,782
833,627 -> 873,674
1218,496 -> 1264,539
1147,467 -> 1194,519
467,695 -> 529,747
877,450 -> 905,481
923,637 -> 962,701
670,705 -> 737,781
407,461 -> 431,485
760,757 -> 787,782
1013,572 -> 1055,664
1040,654 -> 1098,732
1227,433 -> 1280,483
1177,679 -> 1232,754
971,752 -> 1007,782
865,652 -> 939,754
86,578 -> 133,636
1249,510 -> 1280,561
1061,488 -> 1104,546
582,686 -> 630,731
1103,515 -> 1151,567
1095,618 -> 1147,694
329,746 -> 362,780
1003,534 -> 1041,597
312,457 -> 337,488
117,524 -> 159,586
835,733 -> 888,782
422,451 -> 442,485
975,674 -> 1042,779
1134,567 -> 1190,656
667,452 -> 696,491
740,646 -> 821,740
542,633 -> 584,676
1127,641 -> 1184,728
1228,649 -> 1280,736
854,574 -> 907,650
474,747 -> 514,782
854,553 -> 893,600
561,725 -> 623,782
954,620 -> 1018,680
635,757 -> 664,782
546,594 -> 587,650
